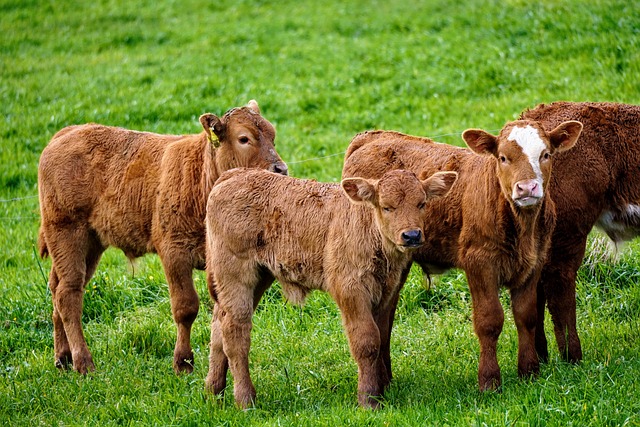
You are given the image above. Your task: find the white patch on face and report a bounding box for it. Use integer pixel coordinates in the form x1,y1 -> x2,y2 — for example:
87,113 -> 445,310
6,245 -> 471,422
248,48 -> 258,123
507,125 -> 546,184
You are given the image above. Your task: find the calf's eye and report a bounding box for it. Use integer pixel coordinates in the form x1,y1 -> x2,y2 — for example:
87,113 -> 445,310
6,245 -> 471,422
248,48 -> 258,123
418,202 -> 426,209
238,136 -> 250,144
499,155 -> 507,164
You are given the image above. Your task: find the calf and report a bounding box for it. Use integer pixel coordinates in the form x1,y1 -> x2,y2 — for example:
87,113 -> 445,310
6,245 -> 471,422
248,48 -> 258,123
342,120 -> 582,390
37,100 -> 288,374
204,167 -> 457,408
520,101 -> 640,363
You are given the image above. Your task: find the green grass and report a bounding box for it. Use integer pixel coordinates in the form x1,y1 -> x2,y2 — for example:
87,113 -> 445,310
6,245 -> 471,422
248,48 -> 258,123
1,0 -> 640,425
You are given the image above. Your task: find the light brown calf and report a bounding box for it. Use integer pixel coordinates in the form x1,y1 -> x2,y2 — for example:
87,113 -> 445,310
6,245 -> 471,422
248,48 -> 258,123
38,101 -> 287,374
205,167 -> 457,408
343,119 -> 582,390
519,102 -> 640,363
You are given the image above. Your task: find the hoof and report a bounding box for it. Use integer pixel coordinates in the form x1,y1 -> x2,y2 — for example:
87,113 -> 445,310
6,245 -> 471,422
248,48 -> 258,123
205,375 -> 227,396
359,394 -> 383,410
234,386 -> 256,410
479,377 -> 501,392
55,353 -> 73,370
73,355 -> 95,375
174,353 -> 195,374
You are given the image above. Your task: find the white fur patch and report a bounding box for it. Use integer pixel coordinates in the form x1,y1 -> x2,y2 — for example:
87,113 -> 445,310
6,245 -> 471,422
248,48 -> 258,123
508,125 -> 546,183
596,204 -> 640,245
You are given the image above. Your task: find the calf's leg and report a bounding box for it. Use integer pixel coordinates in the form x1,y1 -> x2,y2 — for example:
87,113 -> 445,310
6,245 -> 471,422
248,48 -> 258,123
49,268 -> 72,368
539,240 -> 586,363
206,303 -> 228,395
335,291 -> 383,409
510,280 -> 539,379
206,270 -> 272,402
535,282 -> 549,363
44,224 -> 96,374
468,275 -> 504,391
160,250 -> 199,374
374,290 -> 400,391
220,297 -> 255,409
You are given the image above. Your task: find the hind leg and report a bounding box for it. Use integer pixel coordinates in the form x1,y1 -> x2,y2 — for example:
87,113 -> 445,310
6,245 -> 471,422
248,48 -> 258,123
49,267 -> 72,369
206,269 -> 272,398
214,261 -> 271,408
49,230 -> 103,370
541,240 -> 586,363
45,224 -> 99,374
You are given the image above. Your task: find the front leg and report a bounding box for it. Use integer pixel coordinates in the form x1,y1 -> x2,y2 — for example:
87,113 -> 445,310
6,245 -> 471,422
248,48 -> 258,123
334,290 -> 383,409
510,276 -> 540,379
374,289 -> 401,391
160,250 -> 199,374
466,270 -> 504,391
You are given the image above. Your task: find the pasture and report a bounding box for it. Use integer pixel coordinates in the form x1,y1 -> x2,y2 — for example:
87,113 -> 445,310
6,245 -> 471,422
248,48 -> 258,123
1,0 -> 639,425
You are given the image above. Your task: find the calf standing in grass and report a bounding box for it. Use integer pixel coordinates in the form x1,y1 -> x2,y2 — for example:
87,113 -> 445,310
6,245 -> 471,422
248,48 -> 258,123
343,119 -> 582,390
205,167 -> 457,408
37,100 -> 288,374
520,101 -> 640,363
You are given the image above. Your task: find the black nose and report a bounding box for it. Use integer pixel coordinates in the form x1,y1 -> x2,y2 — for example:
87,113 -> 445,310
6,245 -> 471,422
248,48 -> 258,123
401,229 -> 423,246
271,162 -> 288,176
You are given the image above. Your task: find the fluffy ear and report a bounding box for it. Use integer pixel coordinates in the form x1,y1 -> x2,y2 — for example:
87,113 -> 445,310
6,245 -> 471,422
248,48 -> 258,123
247,99 -> 260,114
422,171 -> 458,199
462,129 -> 498,156
548,120 -> 582,153
341,177 -> 377,205
199,113 -> 224,147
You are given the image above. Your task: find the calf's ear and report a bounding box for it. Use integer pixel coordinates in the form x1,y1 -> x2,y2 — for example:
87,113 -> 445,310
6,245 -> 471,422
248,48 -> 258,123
341,177 -> 377,206
548,120 -> 582,153
462,129 -> 498,156
422,171 -> 458,199
199,113 -> 224,148
247,100 -> 261,114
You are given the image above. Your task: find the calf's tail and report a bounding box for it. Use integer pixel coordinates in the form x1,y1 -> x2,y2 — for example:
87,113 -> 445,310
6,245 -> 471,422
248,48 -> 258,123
38,228 -> 49,258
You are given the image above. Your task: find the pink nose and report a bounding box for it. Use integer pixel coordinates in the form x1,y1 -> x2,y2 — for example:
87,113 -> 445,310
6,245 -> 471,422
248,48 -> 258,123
515,180 -> 539,198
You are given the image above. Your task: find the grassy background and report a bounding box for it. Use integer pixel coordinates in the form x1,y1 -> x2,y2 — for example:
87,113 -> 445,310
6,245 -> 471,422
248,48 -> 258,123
1,0 -> 640,425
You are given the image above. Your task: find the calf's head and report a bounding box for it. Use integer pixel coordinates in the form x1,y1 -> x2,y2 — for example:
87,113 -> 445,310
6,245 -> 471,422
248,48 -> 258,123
462,119 -> 582,209
199,100 -> 288,176
342,169 -> 457,251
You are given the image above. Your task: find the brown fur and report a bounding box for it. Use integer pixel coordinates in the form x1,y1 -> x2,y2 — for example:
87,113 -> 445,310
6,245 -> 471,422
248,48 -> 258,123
520,101 -> 640,363
204,167 -> 457,408
37,101 -> 288,374
342,120 -> 582,391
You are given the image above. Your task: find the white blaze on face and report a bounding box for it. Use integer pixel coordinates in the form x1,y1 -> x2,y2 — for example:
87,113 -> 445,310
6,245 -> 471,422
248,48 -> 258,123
507,125 -> 546,194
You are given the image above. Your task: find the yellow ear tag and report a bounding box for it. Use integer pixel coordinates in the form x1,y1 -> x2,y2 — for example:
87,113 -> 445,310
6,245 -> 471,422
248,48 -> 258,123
209,129 -> 220,148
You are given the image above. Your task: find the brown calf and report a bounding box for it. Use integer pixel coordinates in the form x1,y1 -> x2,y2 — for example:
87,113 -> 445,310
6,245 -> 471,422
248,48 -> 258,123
37,101 -> 287,374
204,168 -> 457,408
520,101 -> 640,363
343,119 -> 582,390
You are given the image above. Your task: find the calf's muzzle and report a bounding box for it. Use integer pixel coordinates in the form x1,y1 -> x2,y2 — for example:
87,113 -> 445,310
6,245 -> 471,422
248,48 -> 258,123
513,179 -> 542,207
401,229 -> 424,247
270,161 -> 289,176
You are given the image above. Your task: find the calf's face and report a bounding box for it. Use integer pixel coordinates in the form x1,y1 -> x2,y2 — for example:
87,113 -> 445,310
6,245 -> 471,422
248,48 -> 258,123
200,100 -> 288,175
463,119 -> 582,208
342,169 -> 457,251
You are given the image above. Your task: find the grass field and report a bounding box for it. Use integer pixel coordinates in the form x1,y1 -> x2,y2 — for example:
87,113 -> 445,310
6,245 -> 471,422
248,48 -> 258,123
1,0 -> 640,425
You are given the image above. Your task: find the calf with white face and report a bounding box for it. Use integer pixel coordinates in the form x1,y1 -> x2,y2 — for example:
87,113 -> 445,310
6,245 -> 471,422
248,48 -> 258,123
463,120 -> 580,210
342,119 -> 582,391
